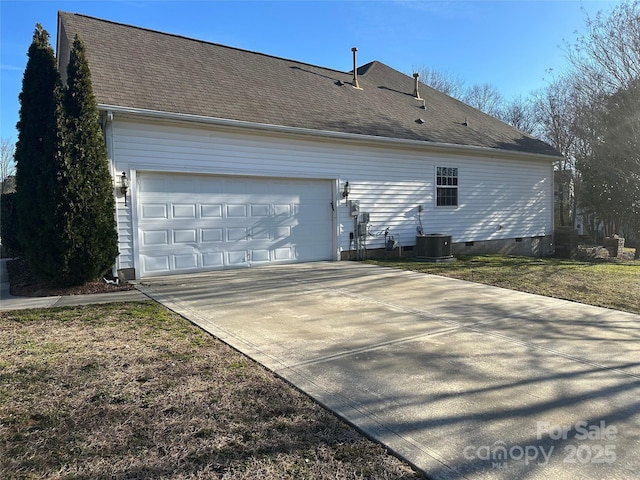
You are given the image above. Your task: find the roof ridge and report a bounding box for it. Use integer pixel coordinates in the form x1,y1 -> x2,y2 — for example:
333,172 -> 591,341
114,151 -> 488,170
356,61 -> 380,76
58,11 -> 353,77
56,11 -> 561,157
358,60 -> 404,76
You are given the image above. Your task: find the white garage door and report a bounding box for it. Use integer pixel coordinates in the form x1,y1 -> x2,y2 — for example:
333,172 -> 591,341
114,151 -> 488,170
137,173 -> 334,277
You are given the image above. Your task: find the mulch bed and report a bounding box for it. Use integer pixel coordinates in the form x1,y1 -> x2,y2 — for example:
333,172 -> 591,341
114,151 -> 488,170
7,258 -> 136,297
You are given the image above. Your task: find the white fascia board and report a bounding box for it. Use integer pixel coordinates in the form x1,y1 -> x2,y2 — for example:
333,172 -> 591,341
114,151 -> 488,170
98,104 -> 562,163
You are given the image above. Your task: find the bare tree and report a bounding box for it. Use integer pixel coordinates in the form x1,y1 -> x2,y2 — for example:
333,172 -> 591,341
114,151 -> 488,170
499,95 -> 538,135
462,83 -> 504,118
412,65 -> 466,99
567,0 -> 640,97
533,78 -> 579,162
536,83 -> 573,227
562,0 -> 640,245
1,138 -> 16,194
412,67 -> 535,127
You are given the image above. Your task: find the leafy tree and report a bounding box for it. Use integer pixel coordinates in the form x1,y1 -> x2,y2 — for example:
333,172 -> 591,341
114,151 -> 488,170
14,24 -> 61,278
579,80 -> 640,257
56,34 -> 118,285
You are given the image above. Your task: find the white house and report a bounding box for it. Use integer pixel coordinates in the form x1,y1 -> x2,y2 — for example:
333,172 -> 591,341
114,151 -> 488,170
56,12 -> 562,279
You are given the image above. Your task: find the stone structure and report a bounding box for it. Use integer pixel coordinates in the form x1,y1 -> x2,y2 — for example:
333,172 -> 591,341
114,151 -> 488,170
603,236 -> 625,260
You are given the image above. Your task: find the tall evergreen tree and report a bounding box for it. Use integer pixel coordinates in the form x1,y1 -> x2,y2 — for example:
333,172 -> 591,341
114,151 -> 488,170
14,24 -> 61,278
57,34 -> 118,285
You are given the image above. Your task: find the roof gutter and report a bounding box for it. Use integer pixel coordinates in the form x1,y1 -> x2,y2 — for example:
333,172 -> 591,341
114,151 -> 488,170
98,104 -> 562,163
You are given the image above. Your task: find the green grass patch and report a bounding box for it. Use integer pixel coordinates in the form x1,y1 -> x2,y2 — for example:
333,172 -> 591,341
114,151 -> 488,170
0,302 -> 422,479
367,255 -> 640,314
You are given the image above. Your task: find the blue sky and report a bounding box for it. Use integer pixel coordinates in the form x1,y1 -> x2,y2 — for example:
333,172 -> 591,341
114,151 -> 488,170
0,0 -> 619,144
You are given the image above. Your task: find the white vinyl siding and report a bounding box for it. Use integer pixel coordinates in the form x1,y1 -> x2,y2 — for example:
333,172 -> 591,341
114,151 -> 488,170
108,116 -> 554,274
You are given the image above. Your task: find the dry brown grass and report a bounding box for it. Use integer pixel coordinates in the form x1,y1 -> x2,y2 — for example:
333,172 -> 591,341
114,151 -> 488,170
368,255 -> 640,314
0,302 -> 423,479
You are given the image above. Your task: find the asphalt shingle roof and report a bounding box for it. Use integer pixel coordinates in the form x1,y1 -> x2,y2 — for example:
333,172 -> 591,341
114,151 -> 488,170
57,11 -> 561,157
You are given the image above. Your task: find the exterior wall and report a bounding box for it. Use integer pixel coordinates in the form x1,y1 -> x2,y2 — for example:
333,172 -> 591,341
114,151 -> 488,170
451,236 -> 552,257
106,114 -> 555,272
342,237 -> 553,260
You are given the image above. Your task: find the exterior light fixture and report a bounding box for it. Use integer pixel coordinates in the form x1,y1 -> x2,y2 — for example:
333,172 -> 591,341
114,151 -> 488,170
342,181 -> 351,199
120,171 -> 129,206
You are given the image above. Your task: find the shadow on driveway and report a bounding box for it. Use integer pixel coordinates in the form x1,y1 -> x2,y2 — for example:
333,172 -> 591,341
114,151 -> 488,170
138,262 -> 640,480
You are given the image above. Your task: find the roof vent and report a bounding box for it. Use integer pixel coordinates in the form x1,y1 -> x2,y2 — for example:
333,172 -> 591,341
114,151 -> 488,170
351,47 -> 362,90
413,73 -> 422,100
416,118 -> 425,124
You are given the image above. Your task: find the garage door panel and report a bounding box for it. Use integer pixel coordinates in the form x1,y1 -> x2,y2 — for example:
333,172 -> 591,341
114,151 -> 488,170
227,251 -> 248,265
201,204 -> 222,218
274,204 -> 291,217
203,252 -> 224,267
142,230 -> 169,246
142,204 -> 168,219
227,204 -> 247,217
173,229 -> 197,244
251,204 -> 270,217
227,227 -> 248,242
138,173 -> 333,277
251,225 -> 270,240
275,226 -> 291,238
175,253 -> 198,270
143,254 -> 171,273
251,249 -> 271,262
273,247 -> 292,261
173,204 -> 196,218
201,228 -> 223,243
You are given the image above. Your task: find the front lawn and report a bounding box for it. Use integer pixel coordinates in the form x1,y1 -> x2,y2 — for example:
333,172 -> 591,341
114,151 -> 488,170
367,255 -> 640,314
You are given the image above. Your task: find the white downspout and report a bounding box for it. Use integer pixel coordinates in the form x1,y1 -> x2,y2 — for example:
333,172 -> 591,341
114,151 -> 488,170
104,110 -> 120,279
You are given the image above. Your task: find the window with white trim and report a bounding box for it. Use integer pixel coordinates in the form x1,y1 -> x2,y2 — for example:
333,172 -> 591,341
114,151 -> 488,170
436,167 -> 458,207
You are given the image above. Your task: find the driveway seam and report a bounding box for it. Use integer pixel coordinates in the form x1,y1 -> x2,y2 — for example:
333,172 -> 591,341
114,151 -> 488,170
273,364 -> 465,480
139,283 -> 466,478
330,288 -> 640,380
288,325 -> 462,368
331,287 -> 552,329
465,324 -> 640,381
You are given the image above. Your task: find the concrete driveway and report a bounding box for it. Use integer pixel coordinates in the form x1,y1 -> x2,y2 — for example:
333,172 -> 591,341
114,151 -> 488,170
138,262 -> 640,480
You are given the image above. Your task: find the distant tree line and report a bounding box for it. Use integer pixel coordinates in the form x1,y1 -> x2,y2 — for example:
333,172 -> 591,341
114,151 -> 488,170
7,24 -> 118,284
0,138 -> 16,194
414,0 -> 640,257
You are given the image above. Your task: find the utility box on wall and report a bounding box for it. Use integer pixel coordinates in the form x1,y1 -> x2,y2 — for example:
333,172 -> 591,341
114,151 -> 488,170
416,234 -> 453,261
349,200 -> 360,216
